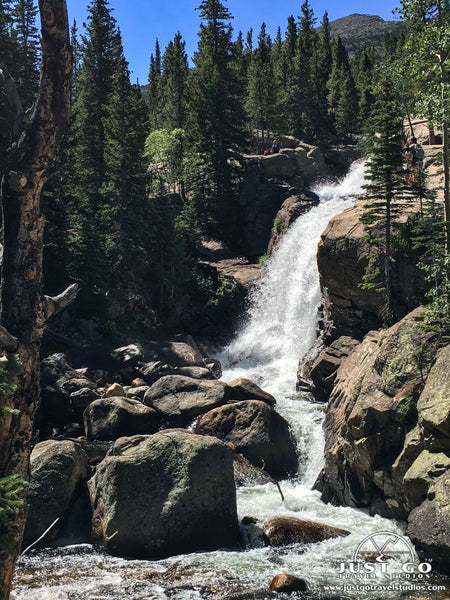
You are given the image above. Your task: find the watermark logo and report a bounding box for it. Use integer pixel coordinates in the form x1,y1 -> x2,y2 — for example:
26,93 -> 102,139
354,531 -> 416,565
337,531 -> 433,576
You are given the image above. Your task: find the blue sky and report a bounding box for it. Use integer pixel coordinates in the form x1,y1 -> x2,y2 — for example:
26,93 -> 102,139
65,0 -> 401,84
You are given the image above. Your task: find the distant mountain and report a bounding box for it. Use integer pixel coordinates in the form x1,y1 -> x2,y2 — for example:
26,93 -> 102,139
319,14 -> 406,55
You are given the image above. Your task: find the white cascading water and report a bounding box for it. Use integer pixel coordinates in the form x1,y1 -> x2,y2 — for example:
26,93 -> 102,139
15,162 -> 442,600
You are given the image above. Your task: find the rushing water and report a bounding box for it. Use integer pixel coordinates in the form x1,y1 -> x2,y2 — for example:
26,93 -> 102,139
12,163 -> 449,600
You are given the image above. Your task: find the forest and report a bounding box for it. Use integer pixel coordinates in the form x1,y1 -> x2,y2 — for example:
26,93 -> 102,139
3,0 -> 447,342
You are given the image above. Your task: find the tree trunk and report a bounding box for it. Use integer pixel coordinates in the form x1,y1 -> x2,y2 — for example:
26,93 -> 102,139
0,2 -> 72,598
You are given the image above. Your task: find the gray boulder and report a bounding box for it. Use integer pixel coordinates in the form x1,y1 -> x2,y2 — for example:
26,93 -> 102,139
407,470 -> 450,574
24,440 -> 90,545
84,396 -> 160,440
143,375 -> 233,427
227,377 -> 276,406
195,400 -> 298,478
88,430 -> 240,558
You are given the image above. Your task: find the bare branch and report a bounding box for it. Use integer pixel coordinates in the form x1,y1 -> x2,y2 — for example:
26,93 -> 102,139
43,283 -> 79,320
0,325 -> 19,352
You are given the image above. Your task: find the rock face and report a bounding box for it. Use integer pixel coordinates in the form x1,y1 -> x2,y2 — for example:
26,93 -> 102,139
239,143 -> 330,258
317,308 -> 437,518
143,375 -> 234,427
195,400 -> 298,478
317,203 -> 427,340
317,308 -> 450,572
264,516 -> 349,546
88,430 -> 240,558
84,397 -> 160,440
267,192 -> 320,254
24,440 -> 90,545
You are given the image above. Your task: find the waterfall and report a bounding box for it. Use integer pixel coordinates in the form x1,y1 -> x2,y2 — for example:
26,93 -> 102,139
220,161 -> 366,398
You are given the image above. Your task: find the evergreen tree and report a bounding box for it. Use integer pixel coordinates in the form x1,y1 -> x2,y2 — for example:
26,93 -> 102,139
147,39 -> 162,130
65,0 -> 118,295
354,46 -> 376,129
292,0 -> 318,141
187,0 -> 247,240
160,32 -> 188,131
100,30 -> 149,301
360,75 -> 411,323
327,36 -> 358,139
277,15 -> 297,135
247,22 -> 277,151
10,0 -> 39,108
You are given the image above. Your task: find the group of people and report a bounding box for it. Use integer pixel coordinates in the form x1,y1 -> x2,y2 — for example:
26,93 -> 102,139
402,136 -> 425,183
263,140 -> 280,156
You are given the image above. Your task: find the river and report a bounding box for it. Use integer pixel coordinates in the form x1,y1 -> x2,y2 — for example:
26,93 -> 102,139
12,163 -> 449,600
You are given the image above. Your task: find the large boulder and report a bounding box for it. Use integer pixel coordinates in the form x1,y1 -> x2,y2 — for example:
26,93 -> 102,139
88,430 -> 240,558
269,574 -> 308,593
264,516 -> 349,547
226,377 -> 276,406
83,396 -> 160,440
144,340 -> 204,368
317,308 -> 437,518
24,440 -> 90,546
407,470 -> 450,574
143,375 -> 233,427
317,203 -> 427,340
195,400 -> 298,478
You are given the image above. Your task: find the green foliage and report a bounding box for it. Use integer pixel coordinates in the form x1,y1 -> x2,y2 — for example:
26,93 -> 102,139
259,253 -> 270,266
0,355 -> 26,553
420,252 -> 450,337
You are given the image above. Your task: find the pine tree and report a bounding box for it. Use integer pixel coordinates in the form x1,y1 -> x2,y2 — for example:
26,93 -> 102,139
100,30 -> 149,303
247,22 -> 277,151
360,75 -> 411,323
160,32 -> 188,131
327,36 -> 358,140
147,39 -> 162,131
187,0 -> 247,240
10,0 -> 39,108
65,0 -> 118,295
278,15 -> 297,135
292,0 -> 318,141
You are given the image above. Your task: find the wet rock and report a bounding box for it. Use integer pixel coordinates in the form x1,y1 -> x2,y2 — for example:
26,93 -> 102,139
84,397 -> 160,440
136,361 -> 172,385
233,453 -> 271,487
89,430 -> 240,558
195,400 -> 298,478
227,377 -> 276,406
269,573 -> 308,593
240,516 -> 269,548
268,192 -> 320,254
69,387 -> 100,411
24,440 -> 90,546
143,375 -> 233,427
407,470 -> 450,574
264,516 -> 349,547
